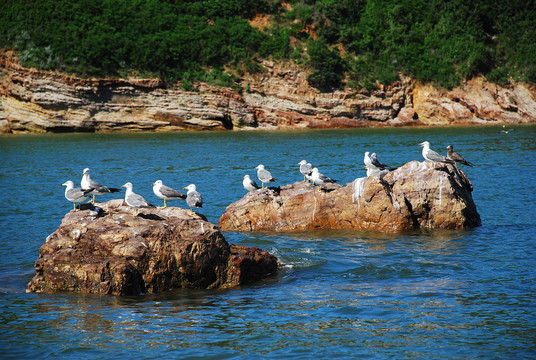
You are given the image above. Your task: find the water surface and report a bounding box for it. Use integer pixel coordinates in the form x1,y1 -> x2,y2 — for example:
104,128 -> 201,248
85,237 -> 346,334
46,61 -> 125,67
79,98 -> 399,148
1,126 -> 535,359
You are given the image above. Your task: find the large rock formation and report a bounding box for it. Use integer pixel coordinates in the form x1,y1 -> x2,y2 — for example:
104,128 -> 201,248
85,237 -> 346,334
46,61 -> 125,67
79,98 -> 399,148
218,161 -> 481,232
1,50 -> 535,133
26,200 -> 279,295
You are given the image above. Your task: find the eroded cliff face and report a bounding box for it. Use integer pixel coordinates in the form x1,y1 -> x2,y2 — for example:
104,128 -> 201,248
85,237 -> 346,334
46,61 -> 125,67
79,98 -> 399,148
1,51 -> 535,133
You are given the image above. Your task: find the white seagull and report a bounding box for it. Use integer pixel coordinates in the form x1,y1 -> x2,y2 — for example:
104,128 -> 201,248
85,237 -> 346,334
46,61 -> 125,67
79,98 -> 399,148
255,164 -> 277,188
122,182 -> 154,215
298,160 -> 313,182
183,184 -> 203,213
152,180 -> 186,208
81,168 -> 121,203
311,167 -> 337,191
419,141 -> 453,164
62,180 -> 92,211
243,175 -> 260,192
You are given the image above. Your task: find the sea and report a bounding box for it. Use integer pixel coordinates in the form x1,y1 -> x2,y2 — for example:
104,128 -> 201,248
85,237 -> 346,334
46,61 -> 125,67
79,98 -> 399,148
1,125 -> 535,359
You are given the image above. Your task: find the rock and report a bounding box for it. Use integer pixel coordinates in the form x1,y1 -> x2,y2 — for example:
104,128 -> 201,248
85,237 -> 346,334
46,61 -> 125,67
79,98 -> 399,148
218,161 -> 481,232
26,200 -> 279,295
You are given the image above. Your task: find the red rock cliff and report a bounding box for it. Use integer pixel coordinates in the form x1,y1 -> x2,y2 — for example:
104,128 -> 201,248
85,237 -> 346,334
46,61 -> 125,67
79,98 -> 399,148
1,50 -> 535,133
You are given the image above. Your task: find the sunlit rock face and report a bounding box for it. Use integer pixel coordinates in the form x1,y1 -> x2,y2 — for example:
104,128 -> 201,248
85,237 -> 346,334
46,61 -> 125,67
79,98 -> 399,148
218,161 -> 481,232
26,200 -> 279,296
2,51 -> 533,133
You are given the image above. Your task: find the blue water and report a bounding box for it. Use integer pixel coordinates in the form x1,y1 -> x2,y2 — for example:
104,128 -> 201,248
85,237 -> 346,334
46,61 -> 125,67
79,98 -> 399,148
1,126 -> 535,359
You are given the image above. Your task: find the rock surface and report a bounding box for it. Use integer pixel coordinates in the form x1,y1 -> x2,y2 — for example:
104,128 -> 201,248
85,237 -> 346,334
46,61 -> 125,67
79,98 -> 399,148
26,200 -> 279,295
218,161 -> 481,232
1,51 -> 535,133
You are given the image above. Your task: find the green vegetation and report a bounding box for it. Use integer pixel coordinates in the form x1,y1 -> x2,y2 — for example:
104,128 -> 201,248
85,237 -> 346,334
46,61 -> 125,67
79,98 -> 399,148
1,0 -> 534,90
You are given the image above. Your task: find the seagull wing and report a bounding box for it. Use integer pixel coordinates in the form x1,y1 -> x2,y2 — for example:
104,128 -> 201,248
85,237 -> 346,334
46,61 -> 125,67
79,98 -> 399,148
160,185 -> 186,199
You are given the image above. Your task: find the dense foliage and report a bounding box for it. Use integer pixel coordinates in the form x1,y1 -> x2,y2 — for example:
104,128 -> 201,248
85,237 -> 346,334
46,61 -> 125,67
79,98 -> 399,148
1,0 -> 534,90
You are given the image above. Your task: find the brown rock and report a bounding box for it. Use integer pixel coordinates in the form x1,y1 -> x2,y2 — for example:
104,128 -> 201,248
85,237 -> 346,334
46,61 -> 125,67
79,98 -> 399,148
218,161 -> 481,232
26,200 -> 279,295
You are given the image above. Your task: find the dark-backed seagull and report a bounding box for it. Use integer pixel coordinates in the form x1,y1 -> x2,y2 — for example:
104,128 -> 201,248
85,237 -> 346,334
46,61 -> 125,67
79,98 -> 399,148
446,145 -> 473,167
311,167 -> 337,191
243,175 -> 260,192
81,168 -> 121,203
152,180 -> 186,208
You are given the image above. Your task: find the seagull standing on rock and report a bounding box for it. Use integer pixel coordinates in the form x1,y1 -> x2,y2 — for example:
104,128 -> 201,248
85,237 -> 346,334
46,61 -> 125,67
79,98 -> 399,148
446,145 -> 474,167
364,151 -> 378,176
81,168 -> 121,203
243,175 -> 260,192
152,180 -> 186,208
183,184 -> 203,213
311,167 -> 337,191
298,160 -> 313,182
255,164 -> 277,188
62,180 -> 92,211
419,141 -> 453,164
122,182 -> 155,215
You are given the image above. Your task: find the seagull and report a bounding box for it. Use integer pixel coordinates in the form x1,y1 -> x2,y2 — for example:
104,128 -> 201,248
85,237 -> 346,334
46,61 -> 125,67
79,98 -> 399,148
446,145 -> 473,167
311,167 -> 337,190
419,141 -> 453,164
122,182 -> 155,215
183,184 -> 203,213
81,168 -> 121,203
364,151 -> 379,176
255,164 -> 277,188
298,160 -> 313,182
243,175 -> 260,192
152,180 -> 186,208
62,180 -> 92,211
371,153 -> 396,171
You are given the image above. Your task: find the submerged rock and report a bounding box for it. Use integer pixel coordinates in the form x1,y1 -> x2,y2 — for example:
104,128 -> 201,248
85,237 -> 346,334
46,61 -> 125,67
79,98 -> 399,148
27,200 -> 279,295
218,161 -> 481,232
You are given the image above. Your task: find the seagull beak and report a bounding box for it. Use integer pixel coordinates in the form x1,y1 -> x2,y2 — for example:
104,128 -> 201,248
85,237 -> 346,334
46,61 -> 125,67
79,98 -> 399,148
183,186 -> 187,190
152,183 -> 155,186
61,183 -> 66,186
121,184 -> 126,188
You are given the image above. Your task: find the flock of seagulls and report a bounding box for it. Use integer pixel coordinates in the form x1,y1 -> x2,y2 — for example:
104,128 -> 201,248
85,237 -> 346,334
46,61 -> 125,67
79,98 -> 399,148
63,141 -> 473,212
242,141 -> 474,193
63,168 -> 203,214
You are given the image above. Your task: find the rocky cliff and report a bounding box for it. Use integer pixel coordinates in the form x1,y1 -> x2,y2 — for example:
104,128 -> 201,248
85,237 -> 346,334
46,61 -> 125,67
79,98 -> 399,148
218,161 -> 481,232
1,50 -> 535,133
26,200 -> 279,295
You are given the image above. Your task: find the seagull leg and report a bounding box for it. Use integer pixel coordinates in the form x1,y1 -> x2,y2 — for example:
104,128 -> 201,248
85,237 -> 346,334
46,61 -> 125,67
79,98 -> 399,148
73,203 -> 77,211
163,199 -> 167,208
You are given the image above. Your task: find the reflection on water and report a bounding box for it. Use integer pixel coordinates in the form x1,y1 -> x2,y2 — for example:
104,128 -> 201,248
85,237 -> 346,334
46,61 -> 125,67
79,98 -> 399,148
1,125 -> 535,358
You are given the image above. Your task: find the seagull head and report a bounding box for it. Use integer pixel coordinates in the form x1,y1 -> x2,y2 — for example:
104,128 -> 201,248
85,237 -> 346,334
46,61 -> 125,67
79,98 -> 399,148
446,144 -> 453,151
62,181 -> 74,188
244,175 -> 250,180
83,168 -> 91,175
122,182 -> 133,189
298,160 -> 307,165
312,167 -> 319,174
152,180 -> 162,187
184,184 -> 197,192
419,141 -> 430,148
255,164 -> 264,170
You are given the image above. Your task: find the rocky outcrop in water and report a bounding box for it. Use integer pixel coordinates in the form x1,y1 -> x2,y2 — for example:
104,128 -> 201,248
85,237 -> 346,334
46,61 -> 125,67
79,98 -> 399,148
1,51 -> 535,133
26,200 -> 279,295
218,161 -> 481,232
